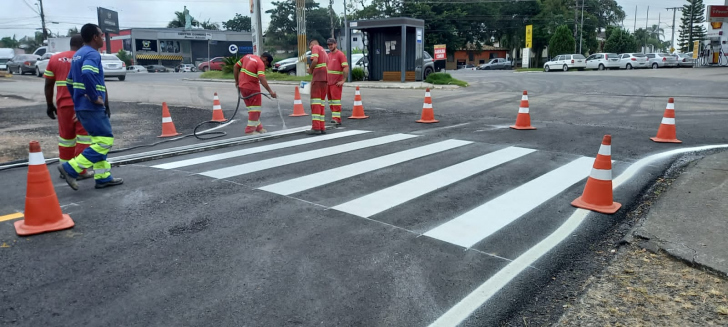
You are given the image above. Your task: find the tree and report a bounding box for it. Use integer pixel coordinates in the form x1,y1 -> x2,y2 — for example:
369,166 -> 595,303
0,35 -> 19,48
223,13 -> 251,32
265,1 -> 336,50
19,32 -> 44,54
603,28 -> 637,53
116,50 -> 132,66
66,27 -> 79,37
677,0 -> 707,52
200,19 -> 220,30
168,11 -> 199,28
549,25 -> 575,57
648,24 -> 664,41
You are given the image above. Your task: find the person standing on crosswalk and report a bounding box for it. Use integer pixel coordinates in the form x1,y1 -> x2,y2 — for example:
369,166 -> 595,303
233,52 -> 277,135
325,38 -> 348,127
307,39 -> 329,135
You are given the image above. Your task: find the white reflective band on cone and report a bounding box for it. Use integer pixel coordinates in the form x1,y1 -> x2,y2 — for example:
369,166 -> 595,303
661,117 -> 676,125
355,91 -> 360,95
354,101 -> 362,106
590,168 -> 612,181
518,107 -> 529,113
423,103 -> 433,109
522,96 -> 529,101
294,100 -> 302,104
162,117 -> 173,123
425,92 -> 431,97
213,105 -> 221,110
28,152 -> 45,165
667,103 -> 674,110
598,144 -> 611,156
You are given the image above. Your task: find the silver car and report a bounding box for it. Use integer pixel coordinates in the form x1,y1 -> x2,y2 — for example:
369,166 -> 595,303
676,53 -> 695,67
618,53 -> 648,69
478,58 -> 512,70
6,54 -> 40,75
101,54 -> 126,81
646,53 -> 678,69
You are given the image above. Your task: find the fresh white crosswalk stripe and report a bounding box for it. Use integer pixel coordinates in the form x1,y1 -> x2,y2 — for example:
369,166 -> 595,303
423,156 -> 594,248
199,133 -> 419,179
151,130 -> 371,170
258,139 -> 473,195
331,146 -> 536,218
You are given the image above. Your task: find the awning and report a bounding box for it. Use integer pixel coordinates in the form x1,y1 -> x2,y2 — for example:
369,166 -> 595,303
135,54 -> 184,60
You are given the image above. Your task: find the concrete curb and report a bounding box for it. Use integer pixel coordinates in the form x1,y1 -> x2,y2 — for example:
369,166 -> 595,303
184,78 -> 460,90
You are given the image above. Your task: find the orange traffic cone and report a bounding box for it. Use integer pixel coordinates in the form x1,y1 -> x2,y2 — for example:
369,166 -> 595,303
348,86 -> 369,119
158,102 -> 182,138
211,92 -> 226,122
416,88 -> 439,123
510,90 -> 536,130
290,86 -> 308,117
650,98 -> 682,143
14,141 -> 74,236
571,135 -> 622,214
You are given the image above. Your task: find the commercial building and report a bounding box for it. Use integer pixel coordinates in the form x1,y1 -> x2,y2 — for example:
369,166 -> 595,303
446,44 -> 509,70
100,28 -> 253,67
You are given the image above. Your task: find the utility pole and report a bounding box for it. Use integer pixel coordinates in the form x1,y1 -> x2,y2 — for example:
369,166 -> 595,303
689,0 -> 694,52
666,7 -> 682,51
574,0 -> 579,53
645,6 -> 649,52
579,0 -> 585,54
38,0 -> 48,41
295,0 -> 307,77
634,5 -> 637,32
344,0 -> 351,82
329,0 -> 335,39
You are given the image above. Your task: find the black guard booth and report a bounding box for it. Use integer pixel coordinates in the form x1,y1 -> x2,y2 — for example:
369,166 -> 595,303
346,18 -> 425,83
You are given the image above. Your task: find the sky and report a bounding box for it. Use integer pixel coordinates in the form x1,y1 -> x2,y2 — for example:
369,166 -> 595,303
1,0 -> 725,43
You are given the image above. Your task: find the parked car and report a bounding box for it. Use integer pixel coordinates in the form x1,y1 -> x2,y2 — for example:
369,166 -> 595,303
0,48 -> 15,71
146,65 -> 168,73
618,53 -> 648,69
273,57 -> 297,72
101,54 -> 126,81
585,53 -> 620,70
35,52 -> 56,77
422,51 -> 435,78
645,53 -> 678,69
543,54 -> 586,72
175,64 -> 196,72
478,58 -> 512,70
127,65 -> 148,73
676,53 -> 695,67
197,57 -> 225,72
6,54 -> 40,75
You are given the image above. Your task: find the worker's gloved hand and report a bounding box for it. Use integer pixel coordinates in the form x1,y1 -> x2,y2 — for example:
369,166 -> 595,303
46,103 -> 57,120
105,106 -> 111,118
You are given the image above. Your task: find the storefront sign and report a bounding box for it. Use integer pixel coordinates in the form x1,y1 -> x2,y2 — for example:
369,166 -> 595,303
176,32 -> 213,40
434,44 -> 446,60
708,5 -> 728,22
136,39 -> 158,52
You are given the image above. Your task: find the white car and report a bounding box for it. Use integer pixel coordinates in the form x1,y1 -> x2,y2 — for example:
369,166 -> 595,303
618,53 -> 648,69
100,54 -> 126,81
645,53 -> 678,69
127,65 -> 147,73
543,54 -> 587,72
585,53 -> 620,70
35,52 -> 57,77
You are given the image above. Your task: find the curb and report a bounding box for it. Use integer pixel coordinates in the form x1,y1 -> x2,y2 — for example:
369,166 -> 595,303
184,78 -> 460,90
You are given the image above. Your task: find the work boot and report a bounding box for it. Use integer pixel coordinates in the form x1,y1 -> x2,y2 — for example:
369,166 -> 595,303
245,131 -> 261,136
257,128 -> 268,133
95,178 -> 124,189
57,164 -> 78,191
60,169 -> 94,180
305,129 -> 322,135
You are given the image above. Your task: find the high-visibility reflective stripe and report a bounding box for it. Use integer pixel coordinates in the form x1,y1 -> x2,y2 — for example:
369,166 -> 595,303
518,107 -> 529,113
315,63 -> 327,68
332,112 -> 341,118
96,85 -> 106,92
329,100 -> 341,105
82,65 -> 99,73
162,117 -> 173,123
354,101 -> 362,106
667,103 -> 674,110
213,105 -> 222,110
247,105 -> 261,109
311,54 -> 319,58
44,70 -> 54,77
241,69 -> 257,77
327,71 -> 344,74
28,152 -> 45,165
248,109 -> 262,113
661,117 -> 675,125
76,135 -> 92,144
341,63 -> 349,67
590,168 -> 612,181
257,71 -> 265,75
598,144 -> 611,156
92,161 -> 111,180
423,103 -> 433,109
58,137 -> 76,147
58,159 -> 68,163
55,81 -> 67,86
247,120 -> 259,126
96,143 -> 112,149
94,169 -> 111,175
294,100 -> 302,105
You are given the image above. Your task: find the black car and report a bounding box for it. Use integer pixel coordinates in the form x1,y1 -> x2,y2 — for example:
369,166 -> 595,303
146,65 -> 168,73
7,54 -> 40,75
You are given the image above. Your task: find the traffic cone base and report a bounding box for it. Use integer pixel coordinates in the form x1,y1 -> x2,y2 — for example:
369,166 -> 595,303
290,86 -> 308,117
349,86 -> 369,119
510,125 -> 536,130
211,92 -> 226,122
571,197 -> 621,214
159,102 -> 182,138
15,214 -> 74,236
650,136 -> 682,143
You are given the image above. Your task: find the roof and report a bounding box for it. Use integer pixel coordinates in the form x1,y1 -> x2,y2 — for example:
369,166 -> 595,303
457,43 -> 509,51
349,17 -> 425,29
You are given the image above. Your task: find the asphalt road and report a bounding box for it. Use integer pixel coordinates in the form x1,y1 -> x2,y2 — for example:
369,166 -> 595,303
1,67 -> 728,326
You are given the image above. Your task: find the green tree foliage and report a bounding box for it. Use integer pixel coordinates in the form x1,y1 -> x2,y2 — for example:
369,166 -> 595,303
200,19 -> 220,31
549,25 -> 575,57
223,13 -> 251,32
222,56 -> 242,74
603,28 -> 637,53
116,50 -> 133,66
678,0 -> 707,52
351,67 -> 365,81
0,35 -> 19,48
66,27 -> 79,37
168,11 -> 199,28
265,1 -> 337,50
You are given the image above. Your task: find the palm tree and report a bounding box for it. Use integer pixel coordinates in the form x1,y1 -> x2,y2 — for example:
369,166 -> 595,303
167,11 -> 199,28
199,19 -> 220,30
648,24 -> 664,41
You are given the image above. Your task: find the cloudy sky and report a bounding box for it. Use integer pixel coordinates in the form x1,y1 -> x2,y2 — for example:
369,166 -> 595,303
1,0 -> 725,42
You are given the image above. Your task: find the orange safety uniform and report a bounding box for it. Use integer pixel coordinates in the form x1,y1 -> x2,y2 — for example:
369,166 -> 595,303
235,54 -> 267,133
326,50 -> 348,124
44,50 -> 92,163
310,45 -> 328,131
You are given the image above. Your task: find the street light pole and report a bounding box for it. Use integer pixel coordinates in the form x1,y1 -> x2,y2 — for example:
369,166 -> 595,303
579,0 -> 585,54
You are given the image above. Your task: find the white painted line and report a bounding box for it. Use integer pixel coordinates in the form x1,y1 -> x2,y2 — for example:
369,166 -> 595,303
428,144 -> 728,327
200,133 -> 418,179
152,130 -> 371,169
332,147 -> 535,218
412,123 -> 471,134
423,157 -> 593,248
259,139 -> 473,195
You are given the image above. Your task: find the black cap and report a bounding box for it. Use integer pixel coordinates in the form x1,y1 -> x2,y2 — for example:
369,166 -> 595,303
327,38 -> 337,44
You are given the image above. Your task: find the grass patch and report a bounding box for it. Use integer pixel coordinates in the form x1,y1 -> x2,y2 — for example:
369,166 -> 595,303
200,70 -> 312,82
425,72 -> 468,87
515,67 -> 543,72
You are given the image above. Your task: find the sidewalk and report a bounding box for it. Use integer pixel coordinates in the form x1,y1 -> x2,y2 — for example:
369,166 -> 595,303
186,78 -> 460,90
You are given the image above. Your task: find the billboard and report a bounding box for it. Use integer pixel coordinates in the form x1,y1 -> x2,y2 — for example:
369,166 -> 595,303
708,5 -> 728,23
434,44 -> 446,60
135,39 -> 158,52
525,25 -> 533,48
97,7 -> 119,33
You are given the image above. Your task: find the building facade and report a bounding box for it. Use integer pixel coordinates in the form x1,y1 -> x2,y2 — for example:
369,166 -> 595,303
445,45 -> 509,70
101,28 -> 253,67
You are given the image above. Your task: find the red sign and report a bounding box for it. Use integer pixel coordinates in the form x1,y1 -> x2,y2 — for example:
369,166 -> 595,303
708,5 -> 728,22
434,44 -> 446,60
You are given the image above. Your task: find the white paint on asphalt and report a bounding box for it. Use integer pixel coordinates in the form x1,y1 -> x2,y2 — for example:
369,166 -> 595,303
151,130 -> 371,169
199,134 -> 418,179
332,146 -> 535,218
258,139 -> 473,195
423,157 -> 594,248
412,123 -> 471,134
428,144 -> 728,327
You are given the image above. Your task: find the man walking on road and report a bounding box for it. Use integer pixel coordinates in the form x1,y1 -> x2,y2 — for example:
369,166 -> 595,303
44,35 -> 94,180
325,38 -> 348,127
307,39 -> 328,135
233,52 -> 277,135
58,23 -> 123,190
